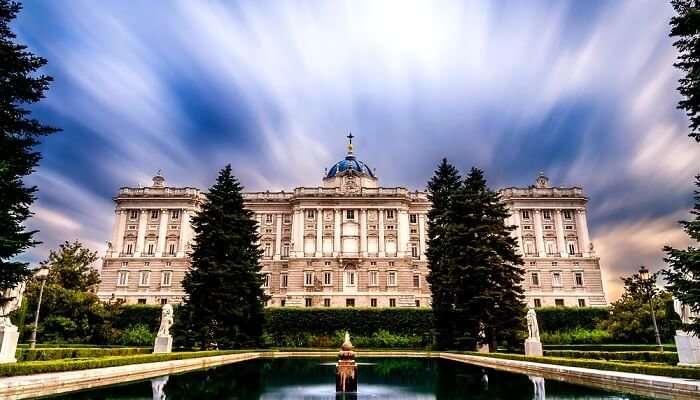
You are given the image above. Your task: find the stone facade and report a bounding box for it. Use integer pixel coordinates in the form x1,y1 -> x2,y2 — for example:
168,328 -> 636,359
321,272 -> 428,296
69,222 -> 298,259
97,142 -> 607,308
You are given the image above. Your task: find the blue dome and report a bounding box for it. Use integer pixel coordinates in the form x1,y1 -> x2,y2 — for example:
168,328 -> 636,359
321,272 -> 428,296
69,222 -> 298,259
326,155 -> 375,178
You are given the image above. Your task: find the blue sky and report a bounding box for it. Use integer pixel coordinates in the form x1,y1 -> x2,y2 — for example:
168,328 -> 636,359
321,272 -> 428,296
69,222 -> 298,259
13,0 -> 699,299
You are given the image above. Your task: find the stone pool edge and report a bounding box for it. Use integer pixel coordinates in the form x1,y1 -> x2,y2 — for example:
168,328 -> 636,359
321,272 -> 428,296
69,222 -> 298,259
0,350 -> 698,399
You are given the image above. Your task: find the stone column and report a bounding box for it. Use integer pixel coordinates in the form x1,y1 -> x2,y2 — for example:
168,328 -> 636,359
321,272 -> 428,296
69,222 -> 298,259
293,209 -> 303,257
177,209 -> 191,257
378,209 -> 385,257
577,209 -> 591,256
533,210 -> 545,257
134,209 -> 148,257
554,209 -> 567,258
315,208 -> 323,257
334,209 -> 341,256
156,209 -> 169,257
511,208 -> 523,255
360,209 -> 368,257
398,210 -> 409,257
418,213 -> 426,260
274,213 -> 283,260
113,210 -> 127,257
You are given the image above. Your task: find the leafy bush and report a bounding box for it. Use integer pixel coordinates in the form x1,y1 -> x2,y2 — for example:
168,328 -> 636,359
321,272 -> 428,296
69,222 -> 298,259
535,307 -> 610,332
15,347 -> 150,362
539,328 -> 611,344
543,350 -> 679,364
598,292 -> 679,344
116,324 -> 155,347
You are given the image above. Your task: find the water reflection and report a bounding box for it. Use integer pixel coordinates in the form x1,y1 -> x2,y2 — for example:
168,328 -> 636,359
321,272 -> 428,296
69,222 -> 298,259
44,357 -> 650,400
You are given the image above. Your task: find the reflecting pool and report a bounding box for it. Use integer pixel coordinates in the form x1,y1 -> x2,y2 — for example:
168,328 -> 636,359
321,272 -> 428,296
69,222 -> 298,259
44,357 -> 650,399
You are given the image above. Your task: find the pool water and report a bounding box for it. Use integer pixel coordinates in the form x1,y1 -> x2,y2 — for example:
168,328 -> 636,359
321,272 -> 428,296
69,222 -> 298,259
45,357 -> 650,399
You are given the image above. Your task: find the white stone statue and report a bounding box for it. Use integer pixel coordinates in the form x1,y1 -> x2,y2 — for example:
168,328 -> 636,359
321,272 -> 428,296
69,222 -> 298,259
526,308 -> 540,340
672,297 -> 700,366
0,282 -> 25,364
674,298 -> 699,327
0,282 -> 26,328
157,304 -> 174,337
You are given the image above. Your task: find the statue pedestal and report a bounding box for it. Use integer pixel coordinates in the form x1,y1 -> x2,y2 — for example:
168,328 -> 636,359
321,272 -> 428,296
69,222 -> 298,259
336,360 -> 357,392
524,338 -> 543,357
153,335 -> 172,353
675,331 -> 700,366
0,325 -> 19,364
477,343 -> 490,353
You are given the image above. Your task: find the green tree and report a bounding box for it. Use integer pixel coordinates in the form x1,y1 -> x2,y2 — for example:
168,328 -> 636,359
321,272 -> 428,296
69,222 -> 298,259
180,165 -> 267,349
663,176 -> 700,335
0,0 -> 60,296
447,168 -> 525,350
425,159 -> 462,348
43,240 -> 100,292
670,0 -> 700,142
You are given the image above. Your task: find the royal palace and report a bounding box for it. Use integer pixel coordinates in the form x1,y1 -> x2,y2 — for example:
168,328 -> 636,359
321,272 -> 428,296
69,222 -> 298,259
97,139 -> 607,308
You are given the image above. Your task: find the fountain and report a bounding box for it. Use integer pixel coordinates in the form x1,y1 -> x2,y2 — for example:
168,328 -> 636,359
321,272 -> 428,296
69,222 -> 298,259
336,332 -> 357,392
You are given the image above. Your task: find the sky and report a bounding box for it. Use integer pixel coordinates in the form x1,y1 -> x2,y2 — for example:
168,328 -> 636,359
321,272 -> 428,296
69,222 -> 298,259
12,0 -> 699,300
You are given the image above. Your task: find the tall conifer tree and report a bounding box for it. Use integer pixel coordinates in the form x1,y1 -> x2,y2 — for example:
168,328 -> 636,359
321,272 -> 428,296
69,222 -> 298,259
0,0 -> 59,296
426,159 -> 462,348
181,165 -> 266,349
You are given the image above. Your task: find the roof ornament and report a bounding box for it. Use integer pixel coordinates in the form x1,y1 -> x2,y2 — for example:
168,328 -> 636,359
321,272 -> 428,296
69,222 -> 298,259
346,132 -> 354,155
535,171 -> 550,189
152,169 -> 165,188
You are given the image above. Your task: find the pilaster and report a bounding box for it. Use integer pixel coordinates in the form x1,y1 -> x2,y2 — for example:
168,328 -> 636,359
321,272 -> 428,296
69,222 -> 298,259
156,208 -> 169,257
533,209 -> 545,257
554,209 -> 567,258
378,209 -> 385,257
360,209 -> 368,257
134,209 -> 148,257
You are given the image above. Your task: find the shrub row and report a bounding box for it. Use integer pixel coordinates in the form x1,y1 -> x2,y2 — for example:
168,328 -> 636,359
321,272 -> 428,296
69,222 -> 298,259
535,307 -> 610,332
263,330 -> 425,348
17,343 -> 146,349
543,350 -> 679,364
543,344 -> 677,352
15,347 -> 151,362
0,350 -> 245,377
540,328 -> 612,345
457,351 -> 700,380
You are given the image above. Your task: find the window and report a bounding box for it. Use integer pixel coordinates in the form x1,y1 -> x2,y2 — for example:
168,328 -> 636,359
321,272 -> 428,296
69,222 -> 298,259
411,244 -> 419,258
543,210 -> 551,220
280,300 -> 286,307
117,271 -> 129,287
388,261 -> 395,267
160,298 -> 168,305
370,298 -> 377,307
144,261 -> 150,267
304,271 -> 314,286
305,298 -> 313,307
150,210 -> 159,219
345,270 -> 356,286
129,210 -> 138,220
147,242 -> 155,255
578,299 -> 586,307
568,242 -> 577,255
264,243 -> 272,257
563,210 -> 572,220
346,210 -> 354,219
531,272 -> 540,286
552,272 -> 562,287
323,271 -> 332,286
415,300 -> 421,307
168,242 -> 176,255
283,214 -> 291,223
137,298 -> 147,304
165,261 -> 171,267
388,271 -> 397,286
265,214 -> 273,224
161,271 -> 171,287
324,298 -> 331,307
369,271 -> 378,286
127,225 -> 137,230
386,225 -> 395,230
139,271 -> 150,286
555,299 -> 565,307
546,241 -> 556,254
282,244 -> 289,258
281,273 -> 288,288
386,210 -> 394,219
533,299 -> 542,308
346,298 -> 355,307
263,273 -> 270,288
565,225 -> 573,230
521,210 -> 530,220
574,272 -> 584,287
523,225 -> 532,230
413,274 -> 420,288
544,225 -> 553,230
121,261 -> 128,267
125,243 -> 134,255
370,261 -> 376,266
409,214 -> 417,224
306,210 -> 315,219
171,210 -> 180,220
389,298 -> 396,307
324,261 -> 331,266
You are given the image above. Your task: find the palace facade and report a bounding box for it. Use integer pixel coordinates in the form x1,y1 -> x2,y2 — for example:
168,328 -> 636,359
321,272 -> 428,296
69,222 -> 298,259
97,141 -> 607,308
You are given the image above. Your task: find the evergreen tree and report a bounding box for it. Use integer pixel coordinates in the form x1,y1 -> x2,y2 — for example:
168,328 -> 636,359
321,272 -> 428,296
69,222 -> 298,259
425,159 -> 462,348
663,176 -> 700,335
43,240 -> 100,292
670,0 -> 700,142
446,168 -> 525,350
180,165 -> 267,349
0,0 -> 59,296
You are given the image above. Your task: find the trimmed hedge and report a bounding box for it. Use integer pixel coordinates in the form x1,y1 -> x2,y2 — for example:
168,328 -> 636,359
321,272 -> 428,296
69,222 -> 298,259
543,344 -> 677,352
17,343 -> 146,349
265,308 -> 433,337
0,350 -> 245,377
456,351 -> 700,380
536,307 -> 609,332
111,305 -> 163,332
544,350 -> 678,365
15,347 -> 151,362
